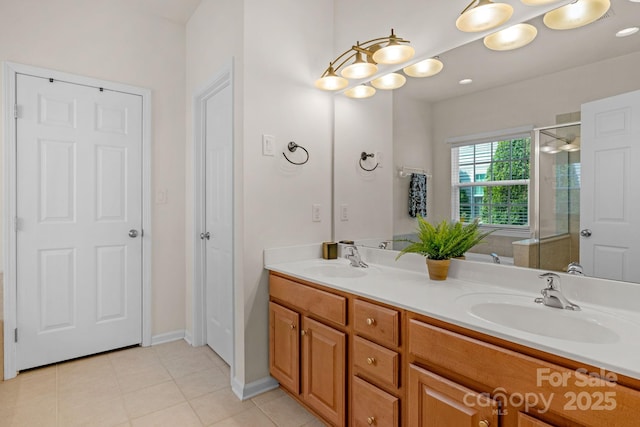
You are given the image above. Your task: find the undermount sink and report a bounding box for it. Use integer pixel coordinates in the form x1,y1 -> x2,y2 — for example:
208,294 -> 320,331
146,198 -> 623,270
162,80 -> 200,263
302,261 -> 368,278
455,293 -> 631,344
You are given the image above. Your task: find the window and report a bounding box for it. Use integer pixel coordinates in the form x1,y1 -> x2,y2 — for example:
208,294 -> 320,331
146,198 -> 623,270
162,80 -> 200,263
451,135 -> 531,229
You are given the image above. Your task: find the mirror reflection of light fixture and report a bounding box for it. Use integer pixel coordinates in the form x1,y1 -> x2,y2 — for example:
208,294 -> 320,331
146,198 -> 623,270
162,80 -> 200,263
540,144 -> 562,154
543,0 -> 611,30
344,84 -> 376,99
371,73 -> 407,90
559,137 -> 580,151
315,29 -> 413,92
456,0 -> 514,33
403,57 -> 444,78
484,23 -> 538,50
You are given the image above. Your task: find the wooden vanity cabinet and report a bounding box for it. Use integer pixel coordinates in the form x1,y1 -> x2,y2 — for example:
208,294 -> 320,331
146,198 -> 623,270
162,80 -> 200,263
269,273 -> 347,426
407,315 -> 640,427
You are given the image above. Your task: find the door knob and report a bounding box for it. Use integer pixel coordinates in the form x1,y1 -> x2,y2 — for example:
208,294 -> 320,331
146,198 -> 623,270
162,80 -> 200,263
580,229 -> 592,237
200,232 -> 211,240
128,229 -> 138,238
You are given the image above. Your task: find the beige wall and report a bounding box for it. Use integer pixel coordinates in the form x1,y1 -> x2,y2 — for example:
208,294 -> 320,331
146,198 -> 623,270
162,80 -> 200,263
0,0 -> 187,337
186,0 -> 334,388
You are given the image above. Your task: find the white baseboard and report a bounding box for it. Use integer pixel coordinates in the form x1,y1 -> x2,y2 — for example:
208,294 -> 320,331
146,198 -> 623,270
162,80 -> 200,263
184,330 -> 193,346
231,375 -> 279,401
151,330 -> 186,346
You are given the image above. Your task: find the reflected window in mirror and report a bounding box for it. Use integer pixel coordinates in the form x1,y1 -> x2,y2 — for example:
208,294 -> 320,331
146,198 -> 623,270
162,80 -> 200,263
451,131 -> 531,234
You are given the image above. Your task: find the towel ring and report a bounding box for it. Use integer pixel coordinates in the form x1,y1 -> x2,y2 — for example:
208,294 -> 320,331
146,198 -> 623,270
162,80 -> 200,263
283,141 -> 309,165
359,152 -> 379,172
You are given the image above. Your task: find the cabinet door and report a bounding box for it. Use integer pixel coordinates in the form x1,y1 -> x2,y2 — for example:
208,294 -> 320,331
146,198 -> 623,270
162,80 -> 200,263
269,302 -> 300,394
408,364 -> 499,427
302,316 -> 346,426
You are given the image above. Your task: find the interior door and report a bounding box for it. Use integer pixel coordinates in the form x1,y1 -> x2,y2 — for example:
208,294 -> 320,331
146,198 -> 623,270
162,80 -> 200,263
580,89 -> 640,282
16,74 -> 143,370
204,81 -> 233,365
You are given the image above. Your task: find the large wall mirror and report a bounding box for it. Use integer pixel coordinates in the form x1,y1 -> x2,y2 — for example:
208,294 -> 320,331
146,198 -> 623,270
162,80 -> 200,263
333,0 -> 640,283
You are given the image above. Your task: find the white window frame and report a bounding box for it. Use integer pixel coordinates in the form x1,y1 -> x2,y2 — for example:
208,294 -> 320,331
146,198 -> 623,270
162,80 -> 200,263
448,126 -> 534,237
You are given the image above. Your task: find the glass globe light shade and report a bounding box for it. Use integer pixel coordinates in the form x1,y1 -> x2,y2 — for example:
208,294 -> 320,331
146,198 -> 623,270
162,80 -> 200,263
483,23 -> 538,51
371,73 -> 407,90
372,42 -> 415,65
314,66 -> 349,91
344,84 -> 376,99
403,58 -> 444,78
456,0 -> 514,33
543,0 -> 610,30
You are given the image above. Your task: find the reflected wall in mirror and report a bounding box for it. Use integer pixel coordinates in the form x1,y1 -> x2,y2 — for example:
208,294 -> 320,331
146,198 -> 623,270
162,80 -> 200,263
333,0 -> 640,282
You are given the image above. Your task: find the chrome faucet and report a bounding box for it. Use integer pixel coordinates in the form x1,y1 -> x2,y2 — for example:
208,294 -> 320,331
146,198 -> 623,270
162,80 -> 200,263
535,272 -> 580,311
378,241 -> 390,249
344,245 -> 368,268
490,253 -> 501,264
567,262 -> 584,275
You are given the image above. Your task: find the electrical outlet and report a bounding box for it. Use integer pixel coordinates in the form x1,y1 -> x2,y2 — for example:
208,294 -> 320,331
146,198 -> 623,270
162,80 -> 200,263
312,204 -> 321,222
262,134 -> 275,156
340,204 -> 349,221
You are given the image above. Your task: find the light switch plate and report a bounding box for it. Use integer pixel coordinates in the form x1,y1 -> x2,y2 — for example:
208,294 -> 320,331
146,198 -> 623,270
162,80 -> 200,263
340,204 -> 348,221
262,134 -> 275,156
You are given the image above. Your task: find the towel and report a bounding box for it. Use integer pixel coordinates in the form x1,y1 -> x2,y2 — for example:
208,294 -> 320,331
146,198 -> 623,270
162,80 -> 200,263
409,173 -> 427,218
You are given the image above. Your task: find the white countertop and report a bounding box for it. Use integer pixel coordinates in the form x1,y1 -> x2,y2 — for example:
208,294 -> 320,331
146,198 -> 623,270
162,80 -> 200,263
264,244 -> 640,381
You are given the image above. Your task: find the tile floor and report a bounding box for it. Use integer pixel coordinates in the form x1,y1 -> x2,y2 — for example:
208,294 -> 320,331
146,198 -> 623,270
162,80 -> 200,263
0,340 -> 325,427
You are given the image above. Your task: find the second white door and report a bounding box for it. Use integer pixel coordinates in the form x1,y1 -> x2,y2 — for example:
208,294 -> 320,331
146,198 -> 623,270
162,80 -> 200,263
204,80 -> 233,365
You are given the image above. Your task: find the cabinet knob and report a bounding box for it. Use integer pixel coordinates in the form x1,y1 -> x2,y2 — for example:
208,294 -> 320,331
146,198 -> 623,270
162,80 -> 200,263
479,421 -> 490,427
366,357 -> 376,365
301,330 -> 307,336
289,323 -> 296,330
367,416 -> 375,425
366,318 -> 376,326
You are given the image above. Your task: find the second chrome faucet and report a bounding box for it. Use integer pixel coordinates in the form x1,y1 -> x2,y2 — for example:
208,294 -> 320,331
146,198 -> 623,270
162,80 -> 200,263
535,272 -> 580,311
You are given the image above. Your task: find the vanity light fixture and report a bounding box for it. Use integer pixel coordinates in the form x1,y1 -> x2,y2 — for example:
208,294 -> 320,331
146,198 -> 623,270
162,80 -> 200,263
484,23 -> 538,50
315,29 -> 414,91
616,26 -> 639,37
344,84 -> 376,99
371,72 -> 407,90
540,145 -> 562,154
403,57 -> 444,78
456,0 -> 514,33
459,78 -> 473,85
543,0 -> 611,30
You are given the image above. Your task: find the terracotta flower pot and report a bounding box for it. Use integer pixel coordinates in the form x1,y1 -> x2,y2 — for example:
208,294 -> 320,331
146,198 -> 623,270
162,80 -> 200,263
426,258 -> 451,281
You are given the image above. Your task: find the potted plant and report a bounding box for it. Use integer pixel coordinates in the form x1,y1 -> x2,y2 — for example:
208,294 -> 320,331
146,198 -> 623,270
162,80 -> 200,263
395,216 -> 492,280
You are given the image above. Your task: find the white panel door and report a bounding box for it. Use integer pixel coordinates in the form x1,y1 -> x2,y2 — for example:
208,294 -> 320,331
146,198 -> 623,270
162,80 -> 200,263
581,89 -> 640,282
16,74 -> 143,370
204,82 -> 233,365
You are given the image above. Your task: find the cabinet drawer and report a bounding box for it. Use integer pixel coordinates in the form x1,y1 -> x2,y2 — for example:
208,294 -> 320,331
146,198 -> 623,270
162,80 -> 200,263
353,299 -> 400,347
270,274 -> 347,326
353,336 -> 399,390
352,376 -> 399,427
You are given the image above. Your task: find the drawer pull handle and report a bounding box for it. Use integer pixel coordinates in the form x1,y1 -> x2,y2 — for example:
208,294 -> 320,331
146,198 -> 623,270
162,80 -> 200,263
301,330 -> 307,336
366,318 -> 376,326
289,323 -> 296,330
366,357 -> 376,365
479,421 -> 489,427
367,416 -> 376,425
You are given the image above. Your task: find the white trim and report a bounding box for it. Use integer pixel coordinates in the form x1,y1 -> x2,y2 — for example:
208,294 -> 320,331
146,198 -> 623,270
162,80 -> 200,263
151,330 -> 186,346
231,375 -> 279,401
446,125 -> 534,146
191,61 -> 235,360
2,62 -> 152,379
